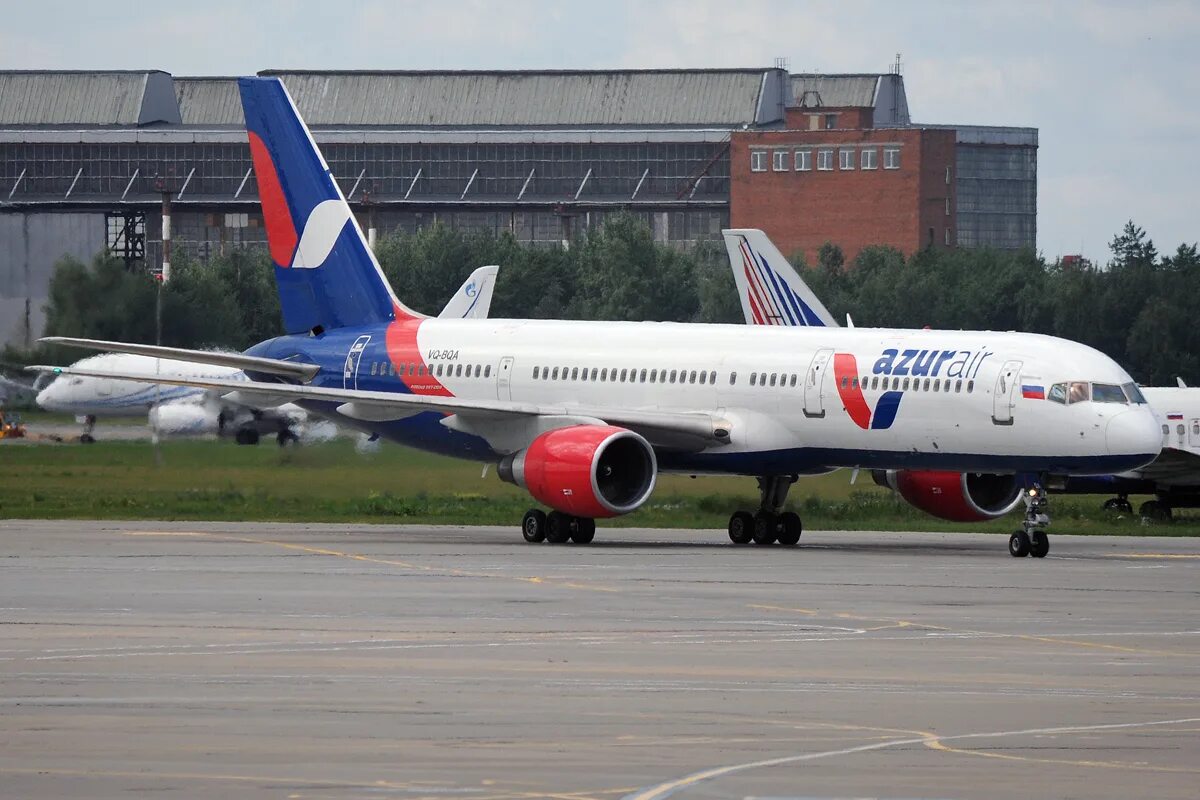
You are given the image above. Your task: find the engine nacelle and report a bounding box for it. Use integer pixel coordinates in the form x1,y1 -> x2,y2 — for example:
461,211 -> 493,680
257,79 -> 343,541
498,425 -> 657,518
148,403 -> 218,437
874,469 -> 1023,522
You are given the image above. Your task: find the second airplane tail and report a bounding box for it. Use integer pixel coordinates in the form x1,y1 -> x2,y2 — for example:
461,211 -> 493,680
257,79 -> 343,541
722,229 -> 838,328
238,77 -> 423,335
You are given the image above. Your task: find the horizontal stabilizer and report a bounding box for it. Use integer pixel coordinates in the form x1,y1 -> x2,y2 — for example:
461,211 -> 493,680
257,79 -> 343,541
38,337 -> 320,382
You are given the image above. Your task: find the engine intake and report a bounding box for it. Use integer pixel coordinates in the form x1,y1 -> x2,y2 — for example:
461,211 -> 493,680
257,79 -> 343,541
498,425 -> 657,518
873,469 -> 1023,522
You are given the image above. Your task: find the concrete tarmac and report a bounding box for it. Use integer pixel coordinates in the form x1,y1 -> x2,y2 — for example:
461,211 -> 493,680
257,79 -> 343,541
1,520 -> 1198,799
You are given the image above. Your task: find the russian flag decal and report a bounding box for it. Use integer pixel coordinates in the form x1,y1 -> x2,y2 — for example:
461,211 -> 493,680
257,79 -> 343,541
1167,413 -> 1184,420
1021,384 -> 1045,400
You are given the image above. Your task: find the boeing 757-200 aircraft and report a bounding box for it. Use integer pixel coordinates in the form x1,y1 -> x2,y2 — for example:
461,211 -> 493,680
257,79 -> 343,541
34,78 -> 1161,558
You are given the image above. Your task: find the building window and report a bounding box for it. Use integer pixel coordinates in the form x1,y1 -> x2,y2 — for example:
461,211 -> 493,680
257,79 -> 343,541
945,227 -> 952,245
772,149 -> 788,171
945,197 -> 951,216
794,149 -> 812,171
824,113 -> 838,129
839,148 -> 855,170
884,147 -> 901,169
817,148 -> 834,171
750,150 -> 767,172
860,148 -> 877,170
945,165 -> 952,185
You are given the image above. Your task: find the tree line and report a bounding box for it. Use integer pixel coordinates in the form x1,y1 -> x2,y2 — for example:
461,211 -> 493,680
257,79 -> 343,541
7,214 -> 1198,387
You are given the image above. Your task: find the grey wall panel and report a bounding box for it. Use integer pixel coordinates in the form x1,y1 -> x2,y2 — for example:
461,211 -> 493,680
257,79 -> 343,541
0,212 -> 105,347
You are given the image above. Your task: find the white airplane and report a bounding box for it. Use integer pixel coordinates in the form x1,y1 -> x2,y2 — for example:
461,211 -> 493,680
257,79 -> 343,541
35,77 -> 1162,559
33,265 -> 499,444
723,228 -> 1200,523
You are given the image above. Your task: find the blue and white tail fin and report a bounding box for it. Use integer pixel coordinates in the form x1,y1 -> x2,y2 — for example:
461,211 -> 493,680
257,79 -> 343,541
438,265 -> 498,319
238,77 -> 424,335
721,229 -> 838,328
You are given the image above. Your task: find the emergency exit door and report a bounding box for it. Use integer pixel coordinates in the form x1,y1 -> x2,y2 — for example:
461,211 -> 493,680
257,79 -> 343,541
803,348 -> 833,418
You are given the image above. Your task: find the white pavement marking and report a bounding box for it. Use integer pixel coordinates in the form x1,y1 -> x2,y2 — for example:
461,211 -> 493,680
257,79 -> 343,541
622,717 -> 1200,800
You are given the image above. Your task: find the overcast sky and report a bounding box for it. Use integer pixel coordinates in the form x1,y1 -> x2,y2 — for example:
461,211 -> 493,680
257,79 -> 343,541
3,0 -> 1197,261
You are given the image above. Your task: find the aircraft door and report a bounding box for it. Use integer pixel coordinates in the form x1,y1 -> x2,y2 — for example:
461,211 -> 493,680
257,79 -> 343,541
992,359 -> 1022,425
803,348 -> 833,418
496,356 -> 514,401
343,335 -> 372,390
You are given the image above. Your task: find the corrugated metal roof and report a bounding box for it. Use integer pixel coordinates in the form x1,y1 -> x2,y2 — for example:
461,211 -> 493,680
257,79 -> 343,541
789,74 -> 881,109
175,77 -> 243,125
0,71 -> 159,126
259,70 -> 768,127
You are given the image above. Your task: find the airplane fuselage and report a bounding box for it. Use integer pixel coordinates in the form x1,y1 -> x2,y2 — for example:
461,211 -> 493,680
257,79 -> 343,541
247,318 -> 1160,477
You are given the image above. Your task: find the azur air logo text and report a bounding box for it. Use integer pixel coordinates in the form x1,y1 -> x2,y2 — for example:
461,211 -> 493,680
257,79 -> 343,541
833,347 -> 994,430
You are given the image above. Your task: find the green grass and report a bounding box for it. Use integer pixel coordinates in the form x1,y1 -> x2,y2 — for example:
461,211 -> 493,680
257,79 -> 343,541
1,438 -> 1196,535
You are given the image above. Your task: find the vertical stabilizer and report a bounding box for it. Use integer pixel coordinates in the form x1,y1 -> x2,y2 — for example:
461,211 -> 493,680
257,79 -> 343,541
722,229 -> 838,327
237,77 -> 423,334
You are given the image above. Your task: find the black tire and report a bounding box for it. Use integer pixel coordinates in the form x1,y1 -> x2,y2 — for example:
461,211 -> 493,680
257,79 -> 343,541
522,509 -> 547,543
1029,531 -> 1049,558
276,429 -> 299,447
752,511 -> 778,545
235,428 -> 260,446
1103,497 -> 1133,514
1139,500 -> 1173,523
79,433 -> 95,444
1009,530 -> 1031,558
570,518 -> 596,544
728,511 -> 754,544
545,511 -> 572,544
776,511 -> 802,546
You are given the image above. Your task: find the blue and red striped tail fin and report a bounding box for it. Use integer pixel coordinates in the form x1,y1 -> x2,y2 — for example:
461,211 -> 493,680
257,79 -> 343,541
237,77 -> 422,335
721,229 -> 838,328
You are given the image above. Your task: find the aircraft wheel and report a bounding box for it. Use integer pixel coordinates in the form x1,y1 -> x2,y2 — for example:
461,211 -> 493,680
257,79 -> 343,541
728,511 -> 754,544
1103,497 -> 1133,514
776,511 -> 802,546
1139,500 -> 1173,523
752,511 -> 778,545
545,511 -> 572,544
276,429 -> 299,447
522,509 -> 547,543
1029,531 -> 1049,558
235,428 -> 260,446
1009,530 -> 1031,558
79,433 -> 95,444
570,518 -> 596,544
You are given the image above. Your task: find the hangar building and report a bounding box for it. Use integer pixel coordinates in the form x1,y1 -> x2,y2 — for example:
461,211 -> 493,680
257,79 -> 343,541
0,67 -> 1036,346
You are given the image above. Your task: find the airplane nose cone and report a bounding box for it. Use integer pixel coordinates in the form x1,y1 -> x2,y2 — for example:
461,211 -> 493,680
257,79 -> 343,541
35,386 -> 59,411
1105,409 -> 1162,469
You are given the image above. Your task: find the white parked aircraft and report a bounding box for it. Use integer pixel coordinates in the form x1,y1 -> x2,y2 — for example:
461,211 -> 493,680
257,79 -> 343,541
722,228 -> 1200,523
33,265 -> 498,444
36,77 -> 1162,559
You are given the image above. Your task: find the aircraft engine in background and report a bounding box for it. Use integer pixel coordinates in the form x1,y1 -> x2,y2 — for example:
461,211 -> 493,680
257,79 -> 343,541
148,403 -> 217,437
498,425 -> 657,518
873,469 -> 1024,522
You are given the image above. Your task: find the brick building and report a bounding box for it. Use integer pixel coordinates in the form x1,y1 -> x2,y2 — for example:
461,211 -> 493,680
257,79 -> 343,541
730,73 -> 1037,265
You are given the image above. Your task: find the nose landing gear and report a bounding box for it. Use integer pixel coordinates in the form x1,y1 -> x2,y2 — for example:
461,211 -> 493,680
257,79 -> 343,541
729,475 -> 802,546
1010,484 -> 1050,558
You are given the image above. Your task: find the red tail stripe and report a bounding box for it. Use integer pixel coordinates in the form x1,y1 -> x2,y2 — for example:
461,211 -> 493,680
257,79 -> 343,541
246,131 -> 298,267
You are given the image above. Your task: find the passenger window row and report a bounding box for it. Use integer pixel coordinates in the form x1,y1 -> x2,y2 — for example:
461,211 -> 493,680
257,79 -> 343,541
533,366 -> 719,385
841,374 -> 974,394
369,361 -> 491,379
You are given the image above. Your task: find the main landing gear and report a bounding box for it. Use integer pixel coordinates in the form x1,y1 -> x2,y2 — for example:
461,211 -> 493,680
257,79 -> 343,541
1103,495 -> 1134,514
521,509 -> 596,545
1009,483 -> 1050,558
729,475 -> 803,546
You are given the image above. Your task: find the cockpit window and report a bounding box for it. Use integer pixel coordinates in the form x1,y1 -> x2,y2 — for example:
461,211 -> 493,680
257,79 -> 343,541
1092,383 -> 1128,403
1047,383 -> 1067,404
1122,382 -> 1147,404
1068,381 -> 1090,404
